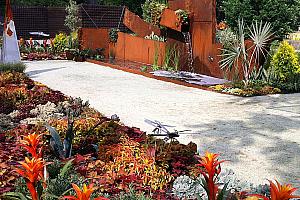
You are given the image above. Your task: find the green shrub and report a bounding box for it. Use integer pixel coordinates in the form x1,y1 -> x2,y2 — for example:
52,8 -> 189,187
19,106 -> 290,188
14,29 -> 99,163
223,0 -> 300,39
0,62 -> 26,73
271,77 -> 300,93
216,28 -> 238,48
53,33 -> 68,53
109,28 -> 119,43
64,0 -> 81,32
113,185 -> 152,200
271,41 -> 300,83
142,0 -> 167,26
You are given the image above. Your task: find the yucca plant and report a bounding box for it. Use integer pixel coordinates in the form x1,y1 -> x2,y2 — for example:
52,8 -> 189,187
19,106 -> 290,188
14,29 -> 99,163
219,19 -> 273,87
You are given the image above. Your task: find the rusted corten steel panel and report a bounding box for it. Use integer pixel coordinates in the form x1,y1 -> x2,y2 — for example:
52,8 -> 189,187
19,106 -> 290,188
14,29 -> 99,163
168,0 -> 186,10
160,8 -> 182,32
114,32 -> 166,65
192,22 -> 223,77
185,0 -> 222,78
190,0 -> 213,22
167,38 -> 189,71
123,8 -> 160,37
79,28 -> 110,57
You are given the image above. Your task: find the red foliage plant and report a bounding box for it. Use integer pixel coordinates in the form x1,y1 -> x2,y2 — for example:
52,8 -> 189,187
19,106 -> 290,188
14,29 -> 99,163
0,135 -> 24,193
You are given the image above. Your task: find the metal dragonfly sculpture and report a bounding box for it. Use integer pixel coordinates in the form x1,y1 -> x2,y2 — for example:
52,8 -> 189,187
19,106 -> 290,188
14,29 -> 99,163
144,119 -> 195,142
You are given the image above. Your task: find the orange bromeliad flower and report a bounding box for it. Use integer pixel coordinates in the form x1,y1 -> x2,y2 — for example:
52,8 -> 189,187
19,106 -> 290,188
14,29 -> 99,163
20,133 -> 43,158
15,157 -> 45,200
269,180 -> 300,200
196,152 -> 226,200
30,37 -> 33,46
19,37 -> 25,46
217,22 -> 227,30
64,183 -> 109,200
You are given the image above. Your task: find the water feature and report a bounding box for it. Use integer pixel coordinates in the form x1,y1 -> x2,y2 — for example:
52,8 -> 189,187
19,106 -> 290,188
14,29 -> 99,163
150,70 -> 229,86
182,32 -> 194,73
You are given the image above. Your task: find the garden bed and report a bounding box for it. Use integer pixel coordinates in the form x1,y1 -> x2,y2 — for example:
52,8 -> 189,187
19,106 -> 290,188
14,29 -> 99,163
0,70 -> 197,198
1,68 -> 299,199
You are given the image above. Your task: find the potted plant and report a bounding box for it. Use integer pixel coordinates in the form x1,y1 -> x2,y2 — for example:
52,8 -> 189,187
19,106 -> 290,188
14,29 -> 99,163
95,48 -> 105,61
65,33 -> 79,60
175,9 -> 189,26
65,48 -> 74,60
175,9 -> 190,32
109,28 -> 119,43
73,49 -> 83,62
108,29 -> 119,63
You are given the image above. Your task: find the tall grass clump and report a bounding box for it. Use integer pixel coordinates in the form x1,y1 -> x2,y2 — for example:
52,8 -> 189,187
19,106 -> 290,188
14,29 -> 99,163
0,62 -> 26,73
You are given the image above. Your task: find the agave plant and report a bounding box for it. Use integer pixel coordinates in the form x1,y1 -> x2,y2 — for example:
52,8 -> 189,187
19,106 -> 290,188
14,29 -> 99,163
219,19 -> 273,87
45,115 -> 74,159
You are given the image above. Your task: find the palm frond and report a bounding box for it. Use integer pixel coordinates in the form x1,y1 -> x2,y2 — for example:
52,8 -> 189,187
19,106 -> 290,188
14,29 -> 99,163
249,21 -> 273,62
219,46 -> 241,71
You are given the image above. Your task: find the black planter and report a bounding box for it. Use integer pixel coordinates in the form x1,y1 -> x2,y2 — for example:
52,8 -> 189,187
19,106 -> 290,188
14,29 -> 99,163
66,51 -> 75,60
74,55 -> 85,62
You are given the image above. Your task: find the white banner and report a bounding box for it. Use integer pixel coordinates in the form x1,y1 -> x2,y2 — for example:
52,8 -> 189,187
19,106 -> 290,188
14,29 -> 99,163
1,20 -> 21,63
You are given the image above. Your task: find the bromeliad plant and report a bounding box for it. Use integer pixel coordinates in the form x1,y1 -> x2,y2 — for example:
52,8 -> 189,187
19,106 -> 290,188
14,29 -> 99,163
20,133 -> 43,159
3,133 -> 46,200
14,157 -> 46,200
268,180 -> 300,200
64,183 -> 109,200
245,180 -> 300,200
195,152 -> 227,200
45,115 -> 75,159
219,19 -> 273,87
9,133 -> 46,200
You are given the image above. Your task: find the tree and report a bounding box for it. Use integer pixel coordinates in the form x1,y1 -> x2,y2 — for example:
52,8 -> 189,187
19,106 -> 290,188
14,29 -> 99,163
216,0 -> 225,23
99,0 -> 145,16
223,0 -> 300,39
65,0 -> 81,32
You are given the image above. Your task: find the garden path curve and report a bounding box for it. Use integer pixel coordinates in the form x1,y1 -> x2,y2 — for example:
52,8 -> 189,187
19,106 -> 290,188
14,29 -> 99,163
25,60 -> 300,191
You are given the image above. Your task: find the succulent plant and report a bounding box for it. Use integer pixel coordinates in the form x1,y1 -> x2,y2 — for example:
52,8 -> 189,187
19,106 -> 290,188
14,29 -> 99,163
0,114 -> 15,131
144,32 -> 166,42
217,169 -> 252,192
172,175 -> 207,199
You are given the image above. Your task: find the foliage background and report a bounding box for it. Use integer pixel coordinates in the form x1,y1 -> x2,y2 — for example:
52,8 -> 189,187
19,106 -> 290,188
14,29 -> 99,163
223,0 -> 300,39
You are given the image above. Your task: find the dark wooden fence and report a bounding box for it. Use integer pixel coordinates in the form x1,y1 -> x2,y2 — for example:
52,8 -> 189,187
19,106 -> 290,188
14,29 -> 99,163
11,4 -> 129,39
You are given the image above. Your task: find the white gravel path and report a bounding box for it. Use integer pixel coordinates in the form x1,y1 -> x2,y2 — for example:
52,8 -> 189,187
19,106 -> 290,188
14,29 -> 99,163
25,60 -> 300,191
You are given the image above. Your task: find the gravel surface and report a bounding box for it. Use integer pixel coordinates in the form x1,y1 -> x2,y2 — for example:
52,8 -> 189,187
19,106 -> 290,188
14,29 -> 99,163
25,60 -> 300,191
